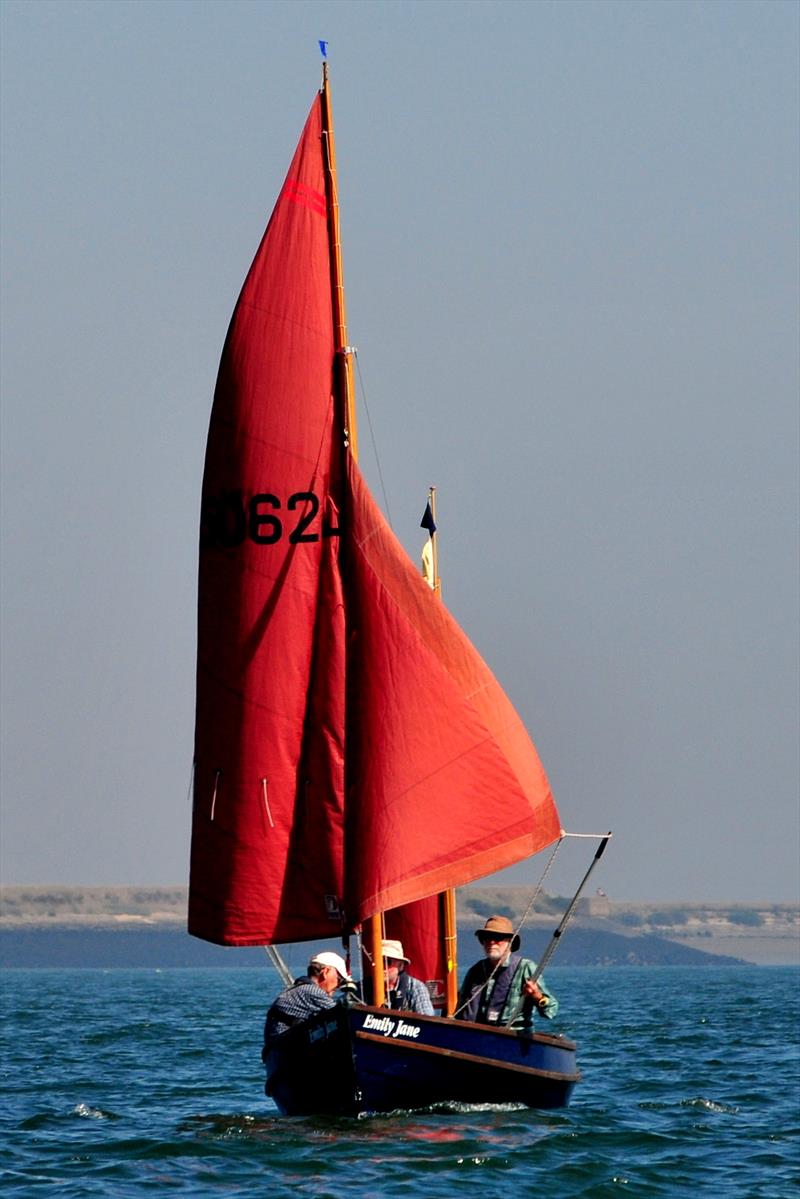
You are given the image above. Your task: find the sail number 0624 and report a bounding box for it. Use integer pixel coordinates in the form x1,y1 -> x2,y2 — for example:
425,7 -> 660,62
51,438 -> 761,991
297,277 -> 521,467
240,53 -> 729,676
201,490 -> 338,548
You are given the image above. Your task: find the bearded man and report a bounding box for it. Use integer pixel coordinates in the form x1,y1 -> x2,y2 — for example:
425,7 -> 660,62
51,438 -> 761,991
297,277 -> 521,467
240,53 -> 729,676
456,915 -> 558,1030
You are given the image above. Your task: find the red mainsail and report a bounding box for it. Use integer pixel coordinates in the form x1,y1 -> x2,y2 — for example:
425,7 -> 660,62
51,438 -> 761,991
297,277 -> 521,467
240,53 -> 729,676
189,96 -> 346,945
189,91 -> 560,949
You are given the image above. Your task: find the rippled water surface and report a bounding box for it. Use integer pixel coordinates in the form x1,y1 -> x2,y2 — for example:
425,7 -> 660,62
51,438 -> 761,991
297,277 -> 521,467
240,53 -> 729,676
1,966 -> 798,1197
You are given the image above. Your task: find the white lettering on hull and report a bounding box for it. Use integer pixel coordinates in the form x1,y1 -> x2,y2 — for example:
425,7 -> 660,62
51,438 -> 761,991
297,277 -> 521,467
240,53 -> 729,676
361,1013 -> 421,1040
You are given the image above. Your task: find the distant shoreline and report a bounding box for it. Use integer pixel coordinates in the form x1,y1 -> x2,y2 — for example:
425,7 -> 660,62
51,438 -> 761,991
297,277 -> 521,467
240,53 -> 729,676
3,884 -> 797,919
0,924 -> 759,970
1,885 -> 797,968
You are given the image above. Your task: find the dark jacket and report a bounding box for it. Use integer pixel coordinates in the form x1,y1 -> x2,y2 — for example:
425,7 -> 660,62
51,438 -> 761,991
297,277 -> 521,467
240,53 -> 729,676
262,976 -> 336,1058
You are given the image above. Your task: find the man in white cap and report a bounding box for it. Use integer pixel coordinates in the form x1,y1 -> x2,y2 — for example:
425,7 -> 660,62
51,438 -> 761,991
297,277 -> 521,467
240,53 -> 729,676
262,951 -> 352,1052
362,939 -> 435,1015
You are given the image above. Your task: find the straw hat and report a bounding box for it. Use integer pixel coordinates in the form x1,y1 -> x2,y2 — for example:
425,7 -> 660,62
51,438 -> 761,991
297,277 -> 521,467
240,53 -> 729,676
475,915 -> 521,952
381,939 -> 410,964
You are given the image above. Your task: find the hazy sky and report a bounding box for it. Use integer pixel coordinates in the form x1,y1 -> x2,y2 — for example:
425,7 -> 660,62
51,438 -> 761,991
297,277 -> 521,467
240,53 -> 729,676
1,0 -> 798,903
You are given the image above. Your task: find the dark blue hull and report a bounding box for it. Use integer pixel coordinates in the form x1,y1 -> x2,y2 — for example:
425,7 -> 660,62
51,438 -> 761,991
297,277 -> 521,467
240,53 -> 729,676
266,1004 -> 579,1116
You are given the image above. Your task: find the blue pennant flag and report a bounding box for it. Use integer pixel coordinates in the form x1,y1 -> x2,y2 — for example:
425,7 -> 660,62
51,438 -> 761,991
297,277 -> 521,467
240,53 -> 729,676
420,502 -> 436,537
319,40 -> 328,59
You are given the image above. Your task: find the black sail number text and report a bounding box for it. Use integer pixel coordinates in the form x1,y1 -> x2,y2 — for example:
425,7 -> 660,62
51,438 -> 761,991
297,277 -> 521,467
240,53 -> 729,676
201,490 -> 337,548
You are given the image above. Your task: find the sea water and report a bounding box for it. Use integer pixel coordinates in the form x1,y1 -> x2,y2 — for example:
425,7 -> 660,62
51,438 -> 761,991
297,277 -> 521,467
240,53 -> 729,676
1,966 -> 797,1197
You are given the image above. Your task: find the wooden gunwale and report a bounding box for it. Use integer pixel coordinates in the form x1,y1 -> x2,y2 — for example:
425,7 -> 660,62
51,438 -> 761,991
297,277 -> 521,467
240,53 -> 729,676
351,1005 -> 577,1051
354,1030 -> 581,1082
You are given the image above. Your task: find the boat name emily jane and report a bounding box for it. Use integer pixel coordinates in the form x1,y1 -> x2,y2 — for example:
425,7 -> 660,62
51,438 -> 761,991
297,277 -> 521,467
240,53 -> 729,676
362,1013 -> 421,1039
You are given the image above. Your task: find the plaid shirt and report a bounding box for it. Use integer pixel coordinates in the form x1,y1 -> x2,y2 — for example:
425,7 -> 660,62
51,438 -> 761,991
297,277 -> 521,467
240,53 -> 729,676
263,977 -> 337,1051
361,970 -> 435,1014
390,973 -> 435,1015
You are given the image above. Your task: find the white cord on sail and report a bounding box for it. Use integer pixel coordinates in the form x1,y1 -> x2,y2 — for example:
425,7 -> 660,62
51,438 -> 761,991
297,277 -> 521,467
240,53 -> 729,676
210,770 -> 221,821
261,778 -> 274,829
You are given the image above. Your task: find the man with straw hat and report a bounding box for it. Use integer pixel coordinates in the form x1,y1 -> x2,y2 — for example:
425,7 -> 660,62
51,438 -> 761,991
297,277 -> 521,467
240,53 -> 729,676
362,939 -> 435,1014
456,915 -> 558,1030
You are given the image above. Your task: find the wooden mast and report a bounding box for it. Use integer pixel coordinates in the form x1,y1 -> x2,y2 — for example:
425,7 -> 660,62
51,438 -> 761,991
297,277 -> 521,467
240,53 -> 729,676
320,63 -> 385,1008
320,64 -> 358,458
426,486 -> 459,1017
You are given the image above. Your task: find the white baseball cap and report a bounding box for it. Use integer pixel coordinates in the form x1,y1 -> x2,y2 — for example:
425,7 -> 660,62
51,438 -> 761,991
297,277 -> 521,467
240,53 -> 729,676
308,951 -> 351,982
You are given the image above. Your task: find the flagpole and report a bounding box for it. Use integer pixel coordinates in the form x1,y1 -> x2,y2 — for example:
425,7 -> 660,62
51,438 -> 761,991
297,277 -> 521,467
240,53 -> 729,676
425,487 -> 458,1015
321,62 -> 383,1008
429,486 -> 440,597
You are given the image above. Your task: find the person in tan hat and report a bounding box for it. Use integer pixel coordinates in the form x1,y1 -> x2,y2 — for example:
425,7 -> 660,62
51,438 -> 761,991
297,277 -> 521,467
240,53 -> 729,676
262,950 -> 353,1052
361,939 -> 435,1014
455,915 -> 558,1029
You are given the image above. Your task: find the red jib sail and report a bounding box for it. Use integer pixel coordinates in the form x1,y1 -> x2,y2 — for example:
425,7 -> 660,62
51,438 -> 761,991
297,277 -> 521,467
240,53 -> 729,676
343,459 -> 561,921
189,93 -> 560,948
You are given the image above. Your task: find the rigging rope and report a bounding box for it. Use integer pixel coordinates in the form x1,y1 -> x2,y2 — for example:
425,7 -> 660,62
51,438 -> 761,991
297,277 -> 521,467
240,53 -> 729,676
502,832 -> 612,1027
264,945 -> 294,988
451,836 -> 565,1019
353,350 -> 394,529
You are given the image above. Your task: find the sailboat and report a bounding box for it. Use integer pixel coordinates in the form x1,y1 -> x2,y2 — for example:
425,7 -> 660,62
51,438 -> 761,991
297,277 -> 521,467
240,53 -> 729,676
189,67 -> 583,1115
